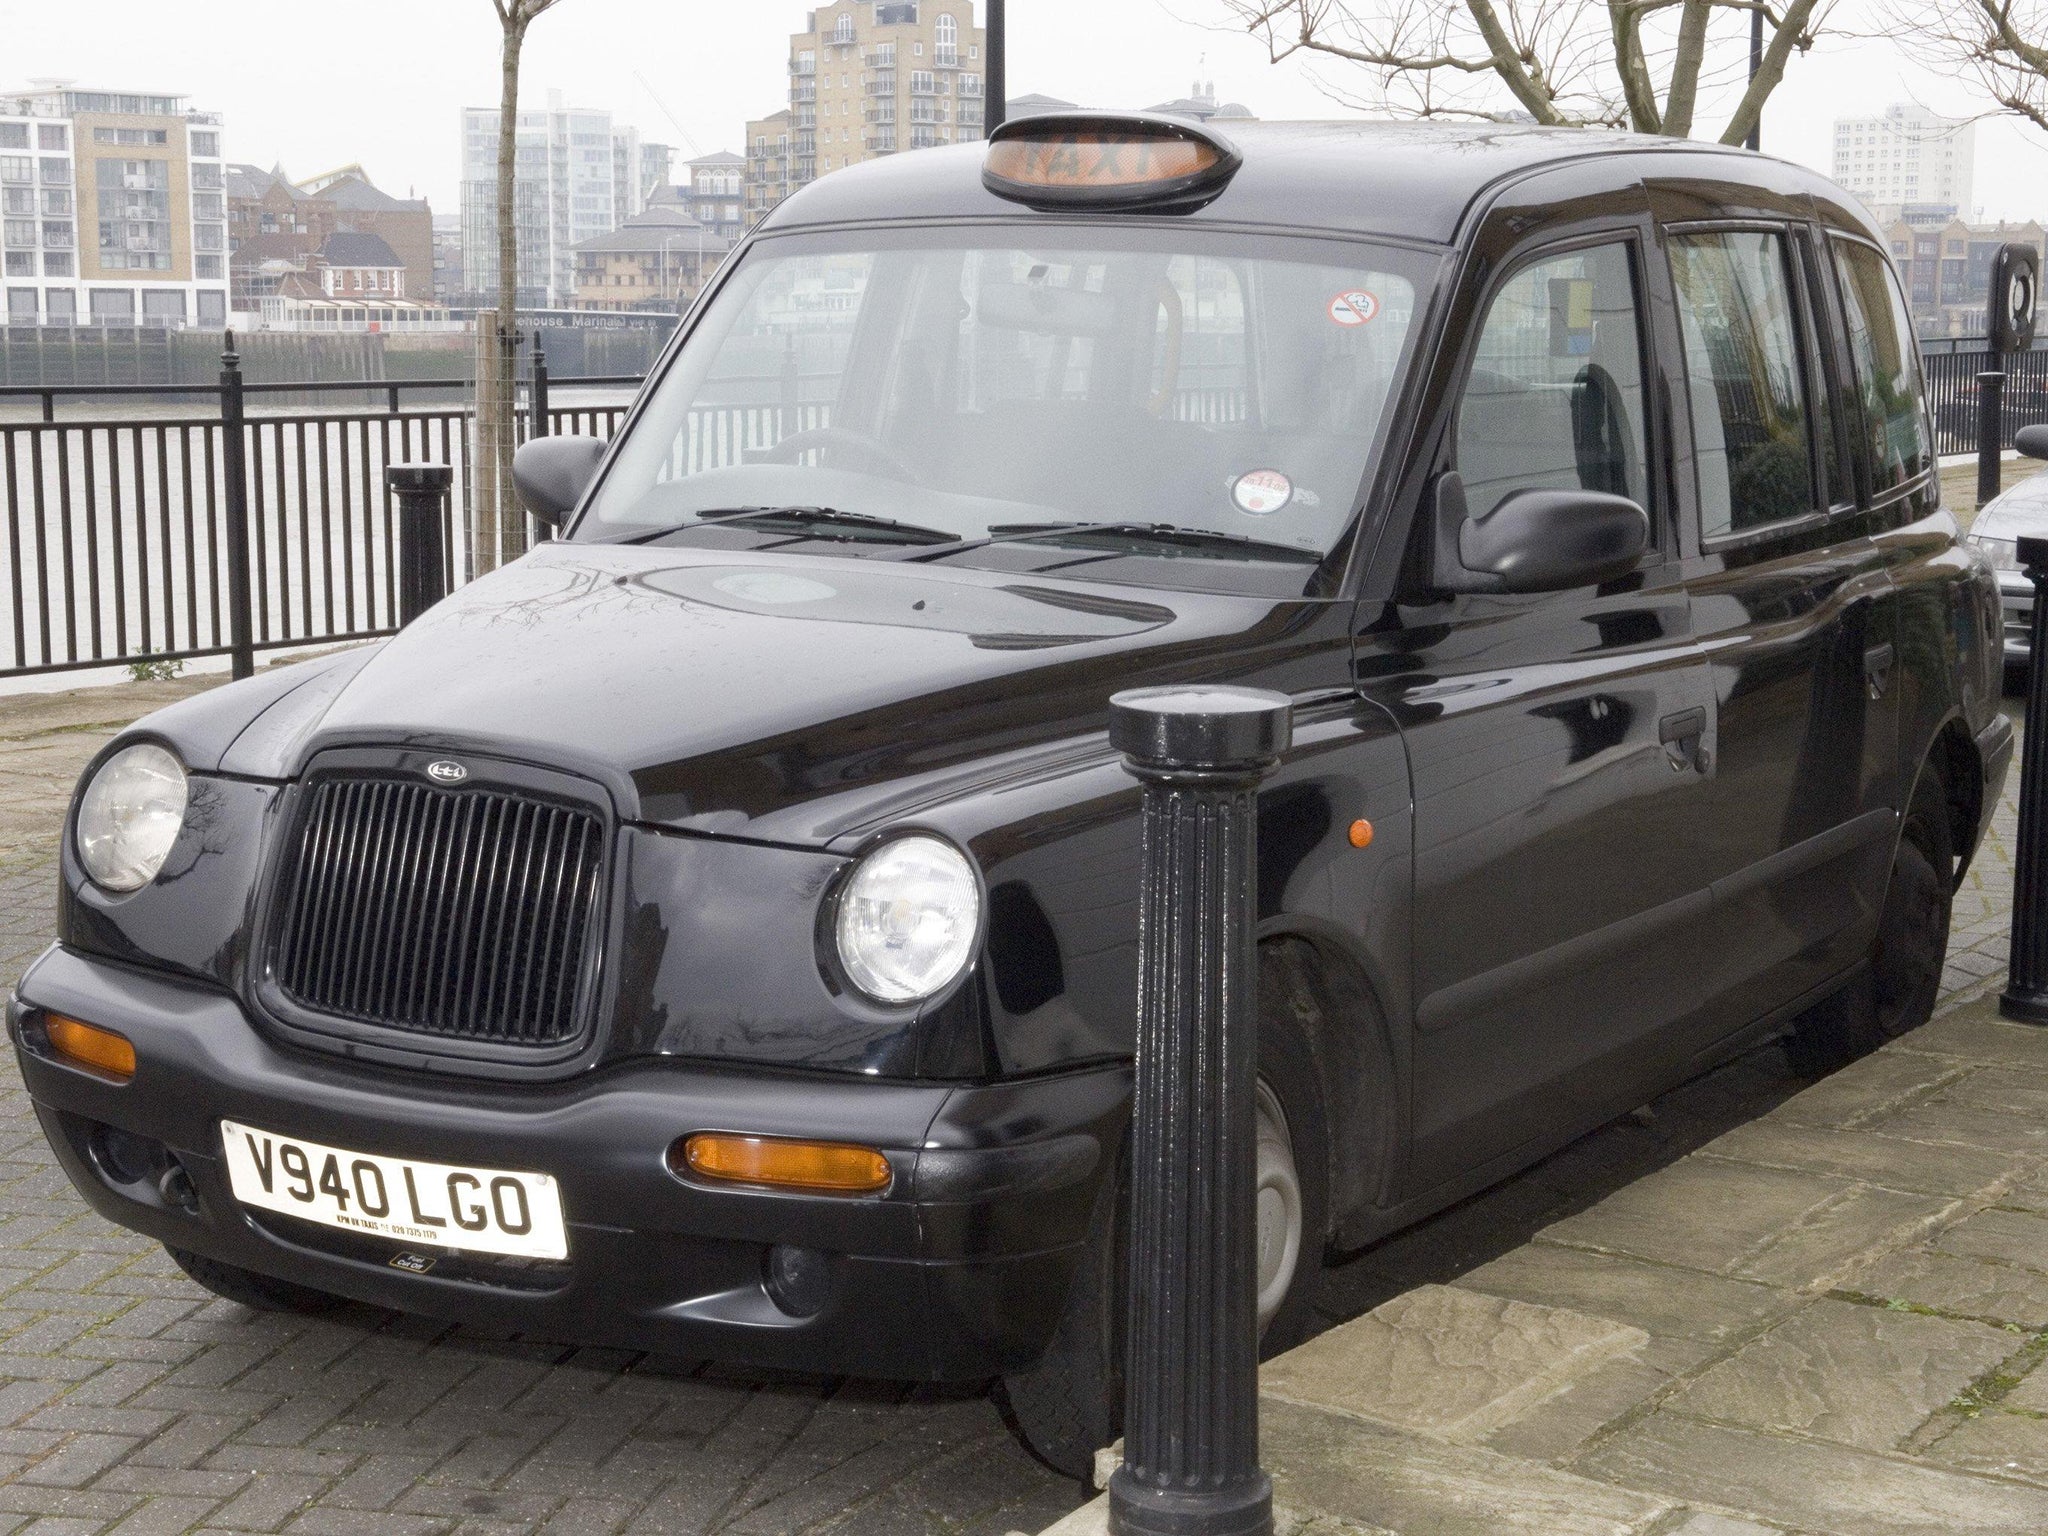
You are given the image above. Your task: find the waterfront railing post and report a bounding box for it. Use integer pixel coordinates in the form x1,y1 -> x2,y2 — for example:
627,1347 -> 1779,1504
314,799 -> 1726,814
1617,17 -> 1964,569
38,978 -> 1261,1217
529,343 -> 550,441
219,335 -> 255,681
1979,369 -> 2007,510
388,463 -> 455,629
1106,685 -> 1291,1536
2003,536 -> 2048,1023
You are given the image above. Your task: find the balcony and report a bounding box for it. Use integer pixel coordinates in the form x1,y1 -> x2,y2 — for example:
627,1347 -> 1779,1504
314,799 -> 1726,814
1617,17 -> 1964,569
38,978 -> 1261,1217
865,46 -> 895,65
867,73 -> 897,95
957,77 -> 983,97
934,46 -> 959,67
867,132 -> 898,154
910,129 -> 942,150
792,82 -> 816,102
790,56 -> 816,73
908,101 -> 945,123
909,74 -> 936,95
865,103 -> 896,123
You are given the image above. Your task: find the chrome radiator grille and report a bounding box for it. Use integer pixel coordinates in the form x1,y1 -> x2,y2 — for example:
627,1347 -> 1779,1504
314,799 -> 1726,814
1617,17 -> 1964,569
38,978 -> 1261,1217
271,776 -> 606,1049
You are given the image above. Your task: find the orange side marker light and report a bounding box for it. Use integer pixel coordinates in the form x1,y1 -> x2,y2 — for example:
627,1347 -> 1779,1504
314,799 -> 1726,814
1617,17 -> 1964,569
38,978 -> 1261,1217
1348,819 -> 1374,849
44,1015 -> 136,1081
674,1134 -> 892,1195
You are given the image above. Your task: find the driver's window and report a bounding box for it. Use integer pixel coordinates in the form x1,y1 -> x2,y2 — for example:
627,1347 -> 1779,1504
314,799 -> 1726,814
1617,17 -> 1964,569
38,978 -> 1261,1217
1455,242 -> 1650,521
678,250 -> 876,476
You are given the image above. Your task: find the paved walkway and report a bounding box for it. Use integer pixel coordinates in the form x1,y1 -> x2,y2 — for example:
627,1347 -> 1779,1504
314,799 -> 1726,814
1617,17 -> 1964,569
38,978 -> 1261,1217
0,667 -> 2038,1536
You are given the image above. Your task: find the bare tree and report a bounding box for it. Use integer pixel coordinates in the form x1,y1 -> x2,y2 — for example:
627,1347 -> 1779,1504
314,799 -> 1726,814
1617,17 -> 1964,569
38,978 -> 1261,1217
475,0 -> 566,577
1223,0 -> 1834,145
1898,0 -> 2048,131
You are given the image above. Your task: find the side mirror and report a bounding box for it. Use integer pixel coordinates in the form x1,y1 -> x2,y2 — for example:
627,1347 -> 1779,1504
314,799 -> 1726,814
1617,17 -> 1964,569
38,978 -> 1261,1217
512,435 -> 606,527
2017,424 -> 2048,462
1438,476 -> 1647,594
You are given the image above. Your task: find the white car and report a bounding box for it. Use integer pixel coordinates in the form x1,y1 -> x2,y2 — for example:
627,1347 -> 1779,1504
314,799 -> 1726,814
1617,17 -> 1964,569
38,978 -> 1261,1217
1965,425 -> 2048,668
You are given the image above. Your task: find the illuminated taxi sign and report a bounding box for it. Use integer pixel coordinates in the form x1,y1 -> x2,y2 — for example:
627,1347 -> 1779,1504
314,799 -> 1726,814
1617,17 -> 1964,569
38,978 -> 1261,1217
982,112 -> 1242,211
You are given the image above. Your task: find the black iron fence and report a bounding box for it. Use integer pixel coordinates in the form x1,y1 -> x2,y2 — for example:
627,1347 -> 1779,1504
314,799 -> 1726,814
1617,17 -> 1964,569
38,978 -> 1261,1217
0,351 -> 638,681
1922,336 -> 2048,458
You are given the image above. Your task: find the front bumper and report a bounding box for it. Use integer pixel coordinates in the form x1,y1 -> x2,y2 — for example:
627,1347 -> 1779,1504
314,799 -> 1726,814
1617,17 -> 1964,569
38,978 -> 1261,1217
1998,571 -> 2034,662
10,945 -> 1126,1382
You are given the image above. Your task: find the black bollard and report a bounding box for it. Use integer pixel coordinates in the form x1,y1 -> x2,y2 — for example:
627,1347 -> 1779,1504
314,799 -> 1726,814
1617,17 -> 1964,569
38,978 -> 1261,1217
2003,536 -> 2048,1023
1979,370 -> 2007,510
1106,685 -> 1291,1536
388,463 -> 454,628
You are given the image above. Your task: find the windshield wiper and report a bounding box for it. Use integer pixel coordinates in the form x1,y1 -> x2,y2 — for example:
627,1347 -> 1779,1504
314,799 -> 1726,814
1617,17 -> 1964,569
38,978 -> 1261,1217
621,506 -> 956,546
894,520 -> 1323,565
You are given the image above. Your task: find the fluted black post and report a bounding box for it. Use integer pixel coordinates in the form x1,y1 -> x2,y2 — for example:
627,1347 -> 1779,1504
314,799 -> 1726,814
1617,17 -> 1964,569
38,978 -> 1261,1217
1107,685 -> 1291,1536
388,463 -> 454,628
219,336 -> 254,681
2004,536 -> 2048,1023
1979,370 -> 2007,510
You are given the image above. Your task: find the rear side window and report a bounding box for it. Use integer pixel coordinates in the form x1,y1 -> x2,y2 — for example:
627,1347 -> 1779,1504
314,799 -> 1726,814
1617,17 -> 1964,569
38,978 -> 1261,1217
1670,230 -> 1815,539
1454,242 -> 1649,521
1833,239 -> 1933,495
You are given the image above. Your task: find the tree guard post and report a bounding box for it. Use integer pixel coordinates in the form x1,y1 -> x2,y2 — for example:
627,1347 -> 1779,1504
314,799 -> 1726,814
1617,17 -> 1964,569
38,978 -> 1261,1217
1106,685 -> 1292,1536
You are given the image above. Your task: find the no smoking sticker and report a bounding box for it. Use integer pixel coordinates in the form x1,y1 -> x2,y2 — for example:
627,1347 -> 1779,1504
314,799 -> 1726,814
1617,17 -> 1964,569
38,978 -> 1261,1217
1327,289 -> 1380,327
1232,469 -> 1293,515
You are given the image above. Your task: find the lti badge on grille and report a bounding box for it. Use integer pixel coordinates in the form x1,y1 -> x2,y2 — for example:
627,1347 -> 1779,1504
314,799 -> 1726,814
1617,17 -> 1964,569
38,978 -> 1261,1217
219,1120 -> 568,1260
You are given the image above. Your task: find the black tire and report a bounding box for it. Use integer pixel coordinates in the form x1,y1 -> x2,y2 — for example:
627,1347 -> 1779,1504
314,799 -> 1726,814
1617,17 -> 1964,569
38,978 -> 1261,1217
999,975 -> 1331,1480
1787,764 -> 1955,1076
167,1246 -> 348,1315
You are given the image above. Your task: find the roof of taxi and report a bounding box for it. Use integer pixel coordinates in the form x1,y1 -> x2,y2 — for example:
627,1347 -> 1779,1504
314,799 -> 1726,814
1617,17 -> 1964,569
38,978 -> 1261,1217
756,119 -> 1853,247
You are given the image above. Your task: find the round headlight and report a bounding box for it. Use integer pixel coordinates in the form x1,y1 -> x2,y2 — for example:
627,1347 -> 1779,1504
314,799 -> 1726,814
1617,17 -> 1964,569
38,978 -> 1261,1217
834,835 -> 980,1004
76,743 -> 188,892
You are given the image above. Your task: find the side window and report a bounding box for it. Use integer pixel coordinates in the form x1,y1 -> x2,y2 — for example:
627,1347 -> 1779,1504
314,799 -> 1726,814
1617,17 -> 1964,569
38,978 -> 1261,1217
1454,242 -> 1649,522
1670,230 -> 1816,539
1833,238 -> 1933,495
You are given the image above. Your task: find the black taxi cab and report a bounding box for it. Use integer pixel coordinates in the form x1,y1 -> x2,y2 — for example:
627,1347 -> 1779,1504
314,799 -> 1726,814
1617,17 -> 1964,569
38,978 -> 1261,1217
9,112 -> 2011,1476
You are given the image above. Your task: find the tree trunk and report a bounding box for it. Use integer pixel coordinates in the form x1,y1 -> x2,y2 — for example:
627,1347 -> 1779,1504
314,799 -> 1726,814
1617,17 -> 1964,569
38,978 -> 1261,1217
476,16 -> 527,576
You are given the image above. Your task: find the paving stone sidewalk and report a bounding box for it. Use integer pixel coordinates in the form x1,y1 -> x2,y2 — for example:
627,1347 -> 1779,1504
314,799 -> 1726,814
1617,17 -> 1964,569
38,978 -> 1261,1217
0,668 -> 2037,1536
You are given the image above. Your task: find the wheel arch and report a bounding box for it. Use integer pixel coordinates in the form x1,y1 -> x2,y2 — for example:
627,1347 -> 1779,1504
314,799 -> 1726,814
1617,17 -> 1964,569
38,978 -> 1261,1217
1922,712 -> 1986,885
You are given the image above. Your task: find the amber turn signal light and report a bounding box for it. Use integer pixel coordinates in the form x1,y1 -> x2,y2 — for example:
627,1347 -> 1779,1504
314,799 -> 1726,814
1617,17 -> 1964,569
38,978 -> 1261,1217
674,1134 -> 892,1195
1349,818 -> 1374,849
44,1015 -> 136,1081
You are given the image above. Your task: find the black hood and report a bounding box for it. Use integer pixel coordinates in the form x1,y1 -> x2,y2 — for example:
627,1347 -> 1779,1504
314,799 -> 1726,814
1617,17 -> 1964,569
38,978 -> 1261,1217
210,544 -> 1341,846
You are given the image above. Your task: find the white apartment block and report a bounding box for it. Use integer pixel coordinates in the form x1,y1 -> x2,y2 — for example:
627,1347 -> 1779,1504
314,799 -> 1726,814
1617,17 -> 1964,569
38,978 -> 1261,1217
1831,103 -> 1976,221
787,1 -> 987,189
461,95 -> 645,308
0,82 -> 229,328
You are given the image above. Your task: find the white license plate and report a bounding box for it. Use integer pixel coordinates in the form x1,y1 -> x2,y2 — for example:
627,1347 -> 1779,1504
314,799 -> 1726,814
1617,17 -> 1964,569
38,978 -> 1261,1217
220,1120 -> 568,1261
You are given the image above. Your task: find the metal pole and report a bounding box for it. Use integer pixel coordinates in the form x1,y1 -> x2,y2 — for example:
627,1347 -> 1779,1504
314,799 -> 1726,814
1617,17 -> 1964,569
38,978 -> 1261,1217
1106,685 -> 1290,1536
388,462 -> 454,628
1979,369 -> 2007,508
1746,7 -> 1763,152
2005,536 -> 2048,1022
218,333 -> 255,681
529,342 -> 550,440
985,0 -> 1006,134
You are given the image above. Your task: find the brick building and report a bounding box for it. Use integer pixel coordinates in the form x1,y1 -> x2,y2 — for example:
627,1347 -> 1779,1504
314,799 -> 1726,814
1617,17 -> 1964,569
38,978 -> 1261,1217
225,163 -> 431,313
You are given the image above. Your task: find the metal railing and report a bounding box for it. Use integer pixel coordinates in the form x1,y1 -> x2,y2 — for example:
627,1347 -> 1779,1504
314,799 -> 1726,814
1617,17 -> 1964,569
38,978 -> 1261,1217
0,346 -> 639,681
1922,337 -> 2048,458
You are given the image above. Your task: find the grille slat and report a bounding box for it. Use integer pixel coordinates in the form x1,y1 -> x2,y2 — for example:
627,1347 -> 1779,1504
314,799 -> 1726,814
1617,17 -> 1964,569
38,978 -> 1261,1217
273,776 -> 605,1052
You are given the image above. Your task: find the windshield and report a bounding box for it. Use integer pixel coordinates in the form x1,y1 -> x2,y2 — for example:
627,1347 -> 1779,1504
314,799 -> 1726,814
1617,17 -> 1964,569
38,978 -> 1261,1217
577,224 -> 1436,593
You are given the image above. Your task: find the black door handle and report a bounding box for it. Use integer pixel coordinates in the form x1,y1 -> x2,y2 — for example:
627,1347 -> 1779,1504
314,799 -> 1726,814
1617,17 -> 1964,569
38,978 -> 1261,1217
1659,707 -> 1708,773
1864,642 -> 1896,699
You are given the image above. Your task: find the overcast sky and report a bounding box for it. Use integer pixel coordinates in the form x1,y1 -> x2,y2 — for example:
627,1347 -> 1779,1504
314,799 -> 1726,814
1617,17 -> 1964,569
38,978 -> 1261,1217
11,0 -> 2048,222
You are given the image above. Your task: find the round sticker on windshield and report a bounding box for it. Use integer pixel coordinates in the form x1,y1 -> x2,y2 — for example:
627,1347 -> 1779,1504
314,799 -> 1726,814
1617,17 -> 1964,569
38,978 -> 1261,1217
1328,289 -> 1379,327
1233,469 -> 1293,516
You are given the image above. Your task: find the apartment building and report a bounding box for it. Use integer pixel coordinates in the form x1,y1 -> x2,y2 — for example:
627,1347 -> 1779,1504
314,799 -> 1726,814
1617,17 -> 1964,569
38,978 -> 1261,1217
611,128 -> 676,229
1832,103 -> 1976,221
745,111 -> 795,229
572,203 -> 726,313
781,1 -> 986,191
460,96 -> 629,308
0,82 -> 228,328
683,151 -> 747,246
1885,216 -> 2048,337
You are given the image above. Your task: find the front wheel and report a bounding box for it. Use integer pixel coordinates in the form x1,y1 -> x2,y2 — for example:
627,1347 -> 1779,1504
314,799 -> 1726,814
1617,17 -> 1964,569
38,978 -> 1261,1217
1000,993 -> 1330,1478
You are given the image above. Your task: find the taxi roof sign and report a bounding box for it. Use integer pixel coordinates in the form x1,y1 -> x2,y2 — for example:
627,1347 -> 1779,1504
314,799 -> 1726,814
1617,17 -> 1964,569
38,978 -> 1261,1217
982,112 -> 1243,212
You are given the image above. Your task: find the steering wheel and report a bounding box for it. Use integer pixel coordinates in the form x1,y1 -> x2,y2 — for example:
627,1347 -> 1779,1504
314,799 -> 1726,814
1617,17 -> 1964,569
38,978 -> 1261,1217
758,426 -> 924,486
1571,364 -> 1632,498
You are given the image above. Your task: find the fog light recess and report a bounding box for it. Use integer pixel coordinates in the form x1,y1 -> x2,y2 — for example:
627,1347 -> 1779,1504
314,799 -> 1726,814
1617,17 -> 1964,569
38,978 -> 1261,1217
764,1245 -> 838,1318
671,1134 -> 892,1195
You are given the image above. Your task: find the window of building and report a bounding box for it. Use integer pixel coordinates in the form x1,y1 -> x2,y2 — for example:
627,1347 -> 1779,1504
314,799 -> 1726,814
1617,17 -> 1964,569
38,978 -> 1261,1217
39,158 -> 71,185
196,254 -> 222,280
37,123 -> 67,152
191,162 -> 222,191
6,287 -> 36,321
2,218 -> 33,247
47,287 -> 75,321
936,13 -> 956,44
42,221 -> 72,248
1455,241 -> 1649,521
1833,237 -> 1933,495
40,188 -> 69,215
914,41 -> 924,54
1670,229 -> 1816,538
0,125 -> 26,150
92,127 -> 169,146
0,188 -> 27,216
141,289 -> 185,327
2,251 -> 31,276
44,251 -> 72,277
0,157 -> 29,185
